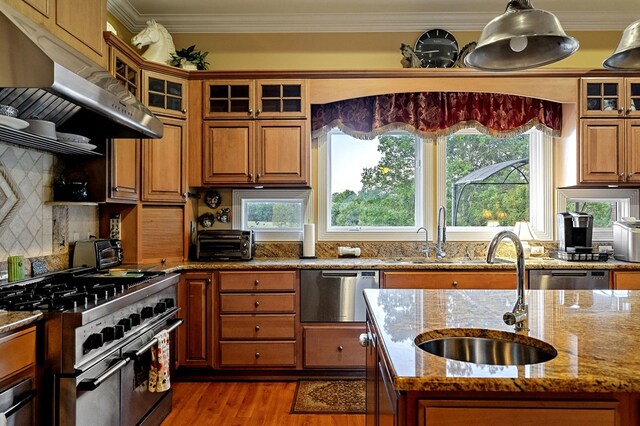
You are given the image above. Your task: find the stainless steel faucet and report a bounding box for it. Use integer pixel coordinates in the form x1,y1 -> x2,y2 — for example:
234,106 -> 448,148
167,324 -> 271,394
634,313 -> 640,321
416,226 -> 429,258
486,230 -> 527,331
436,205 -> 447,258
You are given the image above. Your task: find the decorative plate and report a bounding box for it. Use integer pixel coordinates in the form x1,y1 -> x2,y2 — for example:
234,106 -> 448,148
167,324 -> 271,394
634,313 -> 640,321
204,190 -> 221,209
56,132 -> 91,144
198,212 -> 216,228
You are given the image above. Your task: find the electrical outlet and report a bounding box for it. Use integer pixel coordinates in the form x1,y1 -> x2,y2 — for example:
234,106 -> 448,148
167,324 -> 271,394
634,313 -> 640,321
72,232 -> 79,242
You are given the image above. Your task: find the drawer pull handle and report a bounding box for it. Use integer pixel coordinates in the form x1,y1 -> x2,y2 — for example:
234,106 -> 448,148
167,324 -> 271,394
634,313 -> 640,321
255,301 -> 260,307
338,345 -> 344,351
255,352 -> 261,358
452,281 -> 459,287
254,280 -> 260,286
255,325 -> 260,331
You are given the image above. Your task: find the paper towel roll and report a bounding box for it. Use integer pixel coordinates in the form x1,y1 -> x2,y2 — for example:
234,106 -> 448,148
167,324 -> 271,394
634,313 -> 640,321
302,223 -> 315,257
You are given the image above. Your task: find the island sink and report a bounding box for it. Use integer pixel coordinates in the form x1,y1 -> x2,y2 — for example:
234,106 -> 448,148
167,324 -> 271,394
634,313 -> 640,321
414,328 -> 557,366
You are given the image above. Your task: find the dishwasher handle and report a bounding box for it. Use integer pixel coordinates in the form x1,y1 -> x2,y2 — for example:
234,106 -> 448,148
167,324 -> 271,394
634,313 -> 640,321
321,271 -> 359,278
550,271 -> 589,277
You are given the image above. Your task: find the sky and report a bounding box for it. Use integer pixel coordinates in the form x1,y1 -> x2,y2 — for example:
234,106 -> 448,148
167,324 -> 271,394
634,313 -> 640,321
330,134 -> 382,193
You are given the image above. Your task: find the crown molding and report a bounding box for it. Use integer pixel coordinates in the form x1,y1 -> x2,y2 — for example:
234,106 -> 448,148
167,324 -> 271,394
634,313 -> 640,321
108,0 -> 635,34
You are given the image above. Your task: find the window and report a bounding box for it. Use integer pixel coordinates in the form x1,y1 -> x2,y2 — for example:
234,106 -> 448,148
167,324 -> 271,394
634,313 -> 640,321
318,129 -> 429,241
557,189 -> 639,241
232,189 -> 312,242
437,128 -> 554,241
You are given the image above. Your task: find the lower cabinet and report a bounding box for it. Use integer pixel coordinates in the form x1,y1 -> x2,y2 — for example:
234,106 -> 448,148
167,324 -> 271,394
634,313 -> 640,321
382,271 -> 516,289
612,271 -> 640,289
302,324 -> 366,369
176,272 -> 214,369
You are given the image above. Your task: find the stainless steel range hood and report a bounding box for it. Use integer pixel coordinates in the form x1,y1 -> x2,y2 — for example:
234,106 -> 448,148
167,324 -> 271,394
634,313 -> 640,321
0,2 -> 163,140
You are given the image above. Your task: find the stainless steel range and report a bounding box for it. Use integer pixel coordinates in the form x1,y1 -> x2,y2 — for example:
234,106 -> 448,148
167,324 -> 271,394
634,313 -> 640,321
0,263 -> 182,426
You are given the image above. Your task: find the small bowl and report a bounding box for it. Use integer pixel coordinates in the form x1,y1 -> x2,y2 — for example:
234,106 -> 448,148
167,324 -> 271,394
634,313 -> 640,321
0,105 -> 18,118
108,269 -> 128,277
24,119 -> 57,139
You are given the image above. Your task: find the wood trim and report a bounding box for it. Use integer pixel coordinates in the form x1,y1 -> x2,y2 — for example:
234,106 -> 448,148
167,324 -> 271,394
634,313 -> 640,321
382,270 -> 517,289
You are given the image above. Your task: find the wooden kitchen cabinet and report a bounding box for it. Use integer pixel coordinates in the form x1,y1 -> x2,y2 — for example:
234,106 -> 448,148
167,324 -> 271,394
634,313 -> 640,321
612,271 -> 640,289
177,272 -> 214,369
302,324 -> 366,369
2,0 -> 107,67
581,78 -> 640,118
203,79 -> 308,119
143,70 -> 188,119
141,117 -> 188,203
382,271 -> 516,289
218,270 -> 299,369
202,119 -> 309,186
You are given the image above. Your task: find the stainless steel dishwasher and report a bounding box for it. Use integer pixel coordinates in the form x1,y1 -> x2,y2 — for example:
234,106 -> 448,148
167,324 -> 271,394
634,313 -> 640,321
529,269 -> 610,289
300,270 -> 379,322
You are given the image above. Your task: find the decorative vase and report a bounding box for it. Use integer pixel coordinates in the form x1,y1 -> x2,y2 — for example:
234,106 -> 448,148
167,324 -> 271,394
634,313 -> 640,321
180,60 -> 198,70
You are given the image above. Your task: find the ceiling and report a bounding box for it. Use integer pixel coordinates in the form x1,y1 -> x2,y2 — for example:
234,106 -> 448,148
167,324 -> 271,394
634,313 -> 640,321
107,0 -> 640,33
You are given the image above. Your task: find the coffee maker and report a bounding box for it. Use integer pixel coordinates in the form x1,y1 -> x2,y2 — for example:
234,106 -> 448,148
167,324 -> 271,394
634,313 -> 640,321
557,212 -> 593,253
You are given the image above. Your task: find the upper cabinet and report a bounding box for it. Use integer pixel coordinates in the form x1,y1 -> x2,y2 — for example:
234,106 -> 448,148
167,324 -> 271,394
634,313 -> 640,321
143,71 -> 188,119
581,78 -> 640,118
203,80 -> 308,120
4,0 -> 107,67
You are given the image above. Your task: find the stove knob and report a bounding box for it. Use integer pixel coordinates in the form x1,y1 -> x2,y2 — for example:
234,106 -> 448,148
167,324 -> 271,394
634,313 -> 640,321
84,333 -> 103,351
154,302 -> 166,314
101,327 -> 115,343
114,324 -> 125,339
141,306 -> 154,319
117,318 -> 132,332
162,298 -> 175,309
129,313 -> 141,327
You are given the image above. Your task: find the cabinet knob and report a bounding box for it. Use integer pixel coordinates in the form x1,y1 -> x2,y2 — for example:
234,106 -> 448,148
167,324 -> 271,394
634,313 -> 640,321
182,109 -> 187,113
618,107 -> 625,114
338,345 -> 344,352
114,186 -> 120,192
255,352 -> 261,358
620,172 -> 626,178
256,173 -> 261,180
254,280 -> 260,286
248,108 -> 253,114
358,333 -> 370,347
248,173 -> 253,180
206,279 -> 211,284
256,108 -> 262,115
255,325 -> 260,331
183,192 -> 188,198
452,281 -> 459,287
629,172 -> 635,178
254,300 -> 260,307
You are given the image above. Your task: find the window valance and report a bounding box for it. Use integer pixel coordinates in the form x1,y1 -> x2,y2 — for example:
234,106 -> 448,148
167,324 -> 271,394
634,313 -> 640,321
311,92 -> 562,140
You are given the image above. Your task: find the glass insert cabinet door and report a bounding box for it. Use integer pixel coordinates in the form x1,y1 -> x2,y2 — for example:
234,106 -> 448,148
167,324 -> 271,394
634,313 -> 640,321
142,70 -> 188,119
581,78 -> 640,117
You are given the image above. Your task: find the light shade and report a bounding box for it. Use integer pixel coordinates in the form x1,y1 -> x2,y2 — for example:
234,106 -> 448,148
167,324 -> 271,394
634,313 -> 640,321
513,221 -> 536,241
464,0 -> 579,71
603,19 -> 640,70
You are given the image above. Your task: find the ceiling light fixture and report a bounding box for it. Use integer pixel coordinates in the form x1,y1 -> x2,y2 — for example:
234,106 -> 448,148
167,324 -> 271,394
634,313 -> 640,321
464,0 -> 579,71
603,19 -> 640,70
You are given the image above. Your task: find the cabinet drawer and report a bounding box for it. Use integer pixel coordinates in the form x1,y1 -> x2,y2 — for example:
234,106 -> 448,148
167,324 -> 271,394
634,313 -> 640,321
219,271 -> 296,292
220,293 -> 295,313
383,271 -> 516,289
221,315 -> 295,339
303,325 -> 366,368
219,341 -> 296,367
0,327 -> 36,382
613,271 -> 640,289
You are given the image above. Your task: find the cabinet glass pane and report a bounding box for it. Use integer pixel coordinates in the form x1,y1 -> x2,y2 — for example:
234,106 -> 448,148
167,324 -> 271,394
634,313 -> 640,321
633,99 -> 640,111
209,100 -> 228,113
283,99 -> 301,112
148,93 -> 165,108
210,85 -> 228,98
283,85 -> 301,98
148,77 -> 165,93
166,96 -> 182,111
230,85 -> 249,98
126,68 -> 137,84
603,83 -> 618,97
230,100 -> 250,113
262,99 -> 280,113
167,81 -> 182,97
604,98 -> 618,111
586,83 -> 601,97
261,85 -> 281,98
586,98 -> 601,111
115,59 -> 126,77
631,83 -> 640,97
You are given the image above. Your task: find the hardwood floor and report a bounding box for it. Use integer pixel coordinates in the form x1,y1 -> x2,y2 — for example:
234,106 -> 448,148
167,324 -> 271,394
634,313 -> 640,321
162,381 -> 365,425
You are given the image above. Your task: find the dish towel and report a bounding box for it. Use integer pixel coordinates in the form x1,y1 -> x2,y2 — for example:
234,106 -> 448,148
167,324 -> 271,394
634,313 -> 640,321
148,330 -> 171,392
0,412 -> 6,426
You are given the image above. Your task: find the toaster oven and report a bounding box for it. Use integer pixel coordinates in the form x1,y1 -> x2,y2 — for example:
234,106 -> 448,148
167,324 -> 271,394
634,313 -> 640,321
72,238 -> 123,270
195,230 -> 254,261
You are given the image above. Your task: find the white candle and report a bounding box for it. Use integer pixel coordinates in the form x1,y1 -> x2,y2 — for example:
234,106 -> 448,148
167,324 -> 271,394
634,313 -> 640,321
303,223 -> 315,257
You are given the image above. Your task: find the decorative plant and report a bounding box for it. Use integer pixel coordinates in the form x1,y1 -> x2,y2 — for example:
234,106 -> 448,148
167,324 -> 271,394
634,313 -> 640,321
169,45 -> 210,70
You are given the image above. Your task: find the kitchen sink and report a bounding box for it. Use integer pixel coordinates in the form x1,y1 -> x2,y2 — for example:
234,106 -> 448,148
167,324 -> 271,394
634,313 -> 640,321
414,328 -> 557,365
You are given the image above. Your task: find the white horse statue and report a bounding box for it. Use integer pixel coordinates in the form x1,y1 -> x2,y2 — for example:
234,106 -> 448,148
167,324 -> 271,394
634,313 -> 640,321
131,20 -> 176,65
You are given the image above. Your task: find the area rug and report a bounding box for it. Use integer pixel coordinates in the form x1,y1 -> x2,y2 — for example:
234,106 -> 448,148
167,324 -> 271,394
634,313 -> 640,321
291,379 -> 366,414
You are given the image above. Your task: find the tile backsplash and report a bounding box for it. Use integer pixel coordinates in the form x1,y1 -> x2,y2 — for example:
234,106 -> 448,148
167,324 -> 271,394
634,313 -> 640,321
0,143 -> 99,268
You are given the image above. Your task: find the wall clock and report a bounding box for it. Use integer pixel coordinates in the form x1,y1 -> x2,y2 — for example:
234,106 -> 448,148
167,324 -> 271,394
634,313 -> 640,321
414,29 -> 459,68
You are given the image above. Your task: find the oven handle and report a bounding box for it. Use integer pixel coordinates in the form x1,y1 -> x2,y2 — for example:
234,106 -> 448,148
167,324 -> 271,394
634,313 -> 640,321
77,358 -> 130,391
4,389 -> 36,418
124,318 -> 184,361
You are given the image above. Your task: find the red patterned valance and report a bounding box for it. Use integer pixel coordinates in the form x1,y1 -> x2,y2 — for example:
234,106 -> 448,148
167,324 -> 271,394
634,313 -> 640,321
311,92 -> 562,140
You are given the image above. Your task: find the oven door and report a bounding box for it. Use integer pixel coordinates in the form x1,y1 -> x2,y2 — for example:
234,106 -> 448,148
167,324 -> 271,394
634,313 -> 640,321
0,378 -> 36,426
121,317 -> 183,426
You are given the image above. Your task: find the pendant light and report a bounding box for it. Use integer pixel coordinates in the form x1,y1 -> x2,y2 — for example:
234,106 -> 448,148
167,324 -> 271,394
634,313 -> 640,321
603,19 -> 640,70
465,0 -> 579,71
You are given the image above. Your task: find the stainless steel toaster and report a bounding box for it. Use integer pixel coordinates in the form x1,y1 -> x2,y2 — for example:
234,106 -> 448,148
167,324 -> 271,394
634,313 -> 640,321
613,220 -> 640,262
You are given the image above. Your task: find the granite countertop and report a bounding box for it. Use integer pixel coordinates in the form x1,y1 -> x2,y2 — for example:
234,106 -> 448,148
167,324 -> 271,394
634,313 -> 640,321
132,257 -> 640,272
0,311 -> 42,334
363,288 -> 640,393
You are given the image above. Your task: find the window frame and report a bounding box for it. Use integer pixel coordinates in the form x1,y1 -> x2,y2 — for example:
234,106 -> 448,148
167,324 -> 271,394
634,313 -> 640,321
557,188 -> 639,241
232,189 -> 313,242
317,129 -> 432,242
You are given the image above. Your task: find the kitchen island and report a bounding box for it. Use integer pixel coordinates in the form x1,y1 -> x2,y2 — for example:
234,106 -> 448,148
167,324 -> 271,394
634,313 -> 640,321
363,288 -> 640,425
